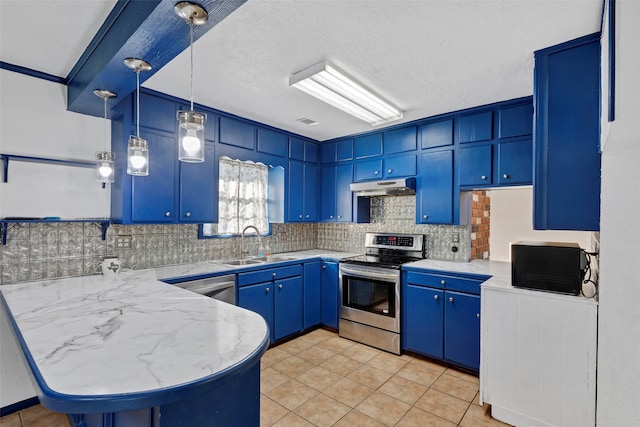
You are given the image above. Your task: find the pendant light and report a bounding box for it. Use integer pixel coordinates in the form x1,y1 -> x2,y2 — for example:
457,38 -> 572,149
94,89 -> 116,184
124,58 -> 152,176
175,1 -> 208,163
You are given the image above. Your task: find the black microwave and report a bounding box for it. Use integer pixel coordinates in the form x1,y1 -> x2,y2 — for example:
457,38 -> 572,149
511,241 -> 586,295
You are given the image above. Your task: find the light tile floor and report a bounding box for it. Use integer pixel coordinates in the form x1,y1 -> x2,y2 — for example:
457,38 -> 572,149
0,329 -> 511,427
261,329 -> 510,427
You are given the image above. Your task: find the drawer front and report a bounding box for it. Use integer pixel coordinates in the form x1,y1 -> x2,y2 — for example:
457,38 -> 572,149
238,264 -> 302,286
405,271 -> 482,295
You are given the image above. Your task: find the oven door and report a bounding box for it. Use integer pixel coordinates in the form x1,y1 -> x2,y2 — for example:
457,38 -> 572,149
339,264 -> 400,333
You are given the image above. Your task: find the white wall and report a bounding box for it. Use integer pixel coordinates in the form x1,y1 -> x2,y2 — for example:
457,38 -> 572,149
487,187 -> 593,261
597,1 -> 640,425
0,69 -> 110,218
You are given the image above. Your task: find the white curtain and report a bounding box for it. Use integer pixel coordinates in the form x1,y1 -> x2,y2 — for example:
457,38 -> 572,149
218,156 -> 269,235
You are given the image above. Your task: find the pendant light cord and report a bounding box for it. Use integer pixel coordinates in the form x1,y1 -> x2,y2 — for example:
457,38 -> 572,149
136,69 -> 141,138
189,19 -> 194,112
103,96 -> 109,151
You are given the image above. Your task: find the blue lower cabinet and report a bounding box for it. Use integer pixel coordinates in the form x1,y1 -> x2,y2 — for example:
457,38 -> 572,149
239,282 -> 275,341
238,265 -> 303,342
402,270 -> 483,371
304,262 -> 321,329
443,291 -> 481,370
320,261 -> 339,329
403,284 -> 444,358
274,276 -> 303,340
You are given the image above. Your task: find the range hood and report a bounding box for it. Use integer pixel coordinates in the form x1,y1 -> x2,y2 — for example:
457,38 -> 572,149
350,177 -> 416,197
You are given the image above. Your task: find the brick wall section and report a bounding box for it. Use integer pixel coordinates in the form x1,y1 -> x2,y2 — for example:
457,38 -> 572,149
471,190 -> 490,260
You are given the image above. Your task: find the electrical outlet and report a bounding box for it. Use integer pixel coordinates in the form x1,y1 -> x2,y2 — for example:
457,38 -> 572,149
452,232 -> 460,244
116,235 -> 132,249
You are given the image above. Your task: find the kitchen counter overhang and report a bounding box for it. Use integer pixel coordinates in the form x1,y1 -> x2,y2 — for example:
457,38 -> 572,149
0,268 -> 269,415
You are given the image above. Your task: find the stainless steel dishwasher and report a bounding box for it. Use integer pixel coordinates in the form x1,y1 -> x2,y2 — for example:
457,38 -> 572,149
172,274 -> 236,305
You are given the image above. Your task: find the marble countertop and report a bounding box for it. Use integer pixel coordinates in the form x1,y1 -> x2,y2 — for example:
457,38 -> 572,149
0,250 -> 358,412
403,258 -> 512,288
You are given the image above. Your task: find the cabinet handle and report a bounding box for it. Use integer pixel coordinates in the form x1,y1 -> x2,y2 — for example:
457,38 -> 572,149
423,214 -> 428,220
387,169 -> 392,174
477,313 -> 480,319
265,287 -> 270,293
185,212 -> 191,217
481,175 -> 487,180
279,284 -> 283,289
337,215 -> 342,219
329,215 -> 334,219
306,214 -> 310,218
165,211 -> 171,217
433,294 -> 439,300
298,214 -> 303,219
503,173 -> 509,179
322,265 -> 326,270
440,280 -> 446,285
272,272 -> 276,278
374,170 -> 379,175
448,297 -> 454,303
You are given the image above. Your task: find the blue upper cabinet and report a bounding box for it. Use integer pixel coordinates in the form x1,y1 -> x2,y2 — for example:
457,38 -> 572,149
219,117 -> 256,150
322,139 -> 353,163
533,34 -> 601,231
384,126 -> 417,154
417,150 -> 453,224
354,155 -> 416,182
354,133 -> 383,159
136,92 -> 176,133
179,144 -> 216,223
499,104 -> 533,139
257,128 -> 288,157
498,138 -> 532,185
289,137 -> 318,162
458,111 -> 493,144
459,145 -> 493,186
287,160 -> 318,222
420,120 -> 453,149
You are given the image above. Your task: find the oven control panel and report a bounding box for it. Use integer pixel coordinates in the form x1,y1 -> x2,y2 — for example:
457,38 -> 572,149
374,235 -> 413,247
365,233 -> 424,252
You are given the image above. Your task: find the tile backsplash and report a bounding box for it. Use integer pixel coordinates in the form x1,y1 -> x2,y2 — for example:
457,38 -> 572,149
0,195 -> 468,285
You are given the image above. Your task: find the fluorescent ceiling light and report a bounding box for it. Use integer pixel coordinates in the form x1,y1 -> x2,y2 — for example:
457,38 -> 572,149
289,61 -> 403,126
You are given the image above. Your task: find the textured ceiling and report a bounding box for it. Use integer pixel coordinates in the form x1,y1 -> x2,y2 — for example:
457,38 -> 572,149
145,0 -> 603,141
0,1 -> 602,142
0,0 -> 117,78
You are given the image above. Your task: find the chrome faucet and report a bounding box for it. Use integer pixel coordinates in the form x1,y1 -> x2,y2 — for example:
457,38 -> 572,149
240,225 -> 262,259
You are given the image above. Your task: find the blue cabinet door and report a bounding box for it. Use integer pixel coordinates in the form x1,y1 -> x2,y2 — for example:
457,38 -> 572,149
320,262 -> 339,329
239,282 -> 274,342
443,291 -> 480,370
304,262 -> 321,329
336,139 -> 353,161
403,284 -> 444,358
335,163 -> 353,222
458,111 -> 493,143
257,128 -> 288,157
420,119 -> 453,149
458,145 -> 492,186
287,160 -> 304,221
320,165 -> 337,221
137,92 -> 177,133
132,129 -> 176,222
219,117 -> 256,150
354,133 -> 383,159
355,158 -> 382,181
498,139 -> 532,185
499,103 -> 533,139
417,150 -> 453,224
179,144 -> 216,223
384,154 -> 417,179
304,163 -> 318,221
274,276 -> 303,340
384,126 -> 417,154
534,35 -> 601,231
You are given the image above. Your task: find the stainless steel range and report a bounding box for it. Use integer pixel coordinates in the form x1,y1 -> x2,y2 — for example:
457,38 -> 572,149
339,233 -> 425,354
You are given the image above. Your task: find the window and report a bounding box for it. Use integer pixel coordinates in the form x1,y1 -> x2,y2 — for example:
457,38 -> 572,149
218,156 -> 269,235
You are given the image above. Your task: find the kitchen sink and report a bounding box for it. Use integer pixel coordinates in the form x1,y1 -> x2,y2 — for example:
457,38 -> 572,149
252,256 -> 294,263
221,259 -> 263,266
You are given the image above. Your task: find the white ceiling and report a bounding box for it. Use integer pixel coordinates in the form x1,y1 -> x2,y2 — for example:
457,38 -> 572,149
0,0 -> 602,141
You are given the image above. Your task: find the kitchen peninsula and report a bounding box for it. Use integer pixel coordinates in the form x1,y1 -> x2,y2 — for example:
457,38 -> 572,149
0,268 -> 270,427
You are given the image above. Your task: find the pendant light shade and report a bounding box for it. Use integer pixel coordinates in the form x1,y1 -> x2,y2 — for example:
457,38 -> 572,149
124,58 -> 152,176
93,89 -> 116,184
175,1 -> 208,163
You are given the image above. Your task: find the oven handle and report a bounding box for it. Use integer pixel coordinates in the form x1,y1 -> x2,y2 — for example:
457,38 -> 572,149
339,265 -> 399,282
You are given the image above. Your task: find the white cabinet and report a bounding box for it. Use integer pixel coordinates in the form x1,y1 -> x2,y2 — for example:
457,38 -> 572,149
480,284 -> 597,427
